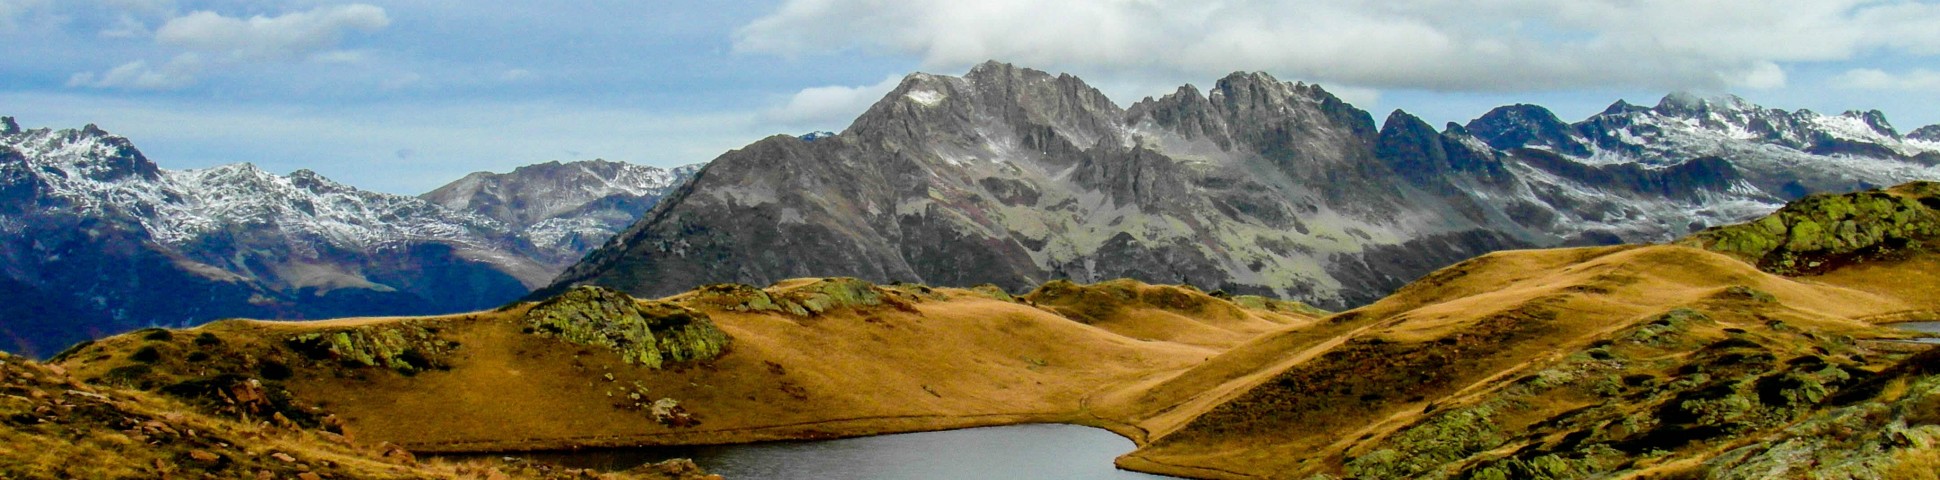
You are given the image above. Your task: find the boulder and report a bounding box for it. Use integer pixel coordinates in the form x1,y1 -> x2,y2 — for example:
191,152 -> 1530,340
524,286 -> 731,368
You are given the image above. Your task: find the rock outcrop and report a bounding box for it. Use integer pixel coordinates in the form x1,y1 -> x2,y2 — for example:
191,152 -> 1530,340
1678,181 -> 1940,274
523,286 -> 730,368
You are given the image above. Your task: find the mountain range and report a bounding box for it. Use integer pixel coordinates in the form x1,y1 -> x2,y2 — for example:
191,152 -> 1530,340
0,115 -> 696,356
543,61 -> 1940,309
44,180 -> 1940,479
9,60 -> 1940,357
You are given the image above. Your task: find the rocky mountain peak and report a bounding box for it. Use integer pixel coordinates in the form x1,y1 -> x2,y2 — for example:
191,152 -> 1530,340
1841,109 -> 1900,138
1,117 -> 18,136
287,168 -> 356,196
1598,99 -> 1646,116
1464,104 -> 1589,156
2,120 -> 162,183
1911,125 -> 1940,142
1206,71 -> 1325,113
846,61 -> 1126,160
1655,91 -> 1758,116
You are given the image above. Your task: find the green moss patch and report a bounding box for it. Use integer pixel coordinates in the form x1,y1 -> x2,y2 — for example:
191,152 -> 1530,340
1678,181 -> 1940,275
524,286 -> 731,369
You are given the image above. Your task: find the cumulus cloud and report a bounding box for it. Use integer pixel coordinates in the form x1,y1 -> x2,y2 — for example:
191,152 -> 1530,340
68,3 -> 391,90
763,74 -> 904,127
156,4 -> 390,61
1835,68 -> 1940,90
0,0 -> 49,31
735,0 -> 1940,93
66,54 -> 202,90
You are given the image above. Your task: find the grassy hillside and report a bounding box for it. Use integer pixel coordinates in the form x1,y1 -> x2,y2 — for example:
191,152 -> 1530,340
37,182 -> 1940,479
1122,182 -> 1940,479
53,277 -> 1321,454
0,350 -> 713,479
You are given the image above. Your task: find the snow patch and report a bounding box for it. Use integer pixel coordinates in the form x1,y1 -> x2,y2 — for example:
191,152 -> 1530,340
905,89 -> 945,107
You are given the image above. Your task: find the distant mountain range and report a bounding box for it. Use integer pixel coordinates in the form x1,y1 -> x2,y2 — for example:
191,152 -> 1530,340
543,61 -> 1940,309
9,61 -> 1940,356
0,115 -> 697,356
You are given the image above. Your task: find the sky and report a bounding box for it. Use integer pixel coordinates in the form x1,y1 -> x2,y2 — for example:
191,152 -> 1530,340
4,1 -> 1940,194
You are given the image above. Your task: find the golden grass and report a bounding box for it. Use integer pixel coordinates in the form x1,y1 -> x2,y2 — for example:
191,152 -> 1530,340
1120,245 -> 1940,479
49,245 -> 1940,479
58,278 -> 1304,455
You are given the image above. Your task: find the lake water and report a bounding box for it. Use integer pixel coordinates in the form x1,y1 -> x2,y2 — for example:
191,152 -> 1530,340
462,423 -> 1176,479
1897,322 -> 1940,344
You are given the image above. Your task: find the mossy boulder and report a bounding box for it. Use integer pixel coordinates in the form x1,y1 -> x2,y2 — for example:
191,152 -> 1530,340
684,278 -> 915,317
284,321 -> 454,374
1678,181 -> 1940,274
779,278 -> 890,315
525,286 -> 730,368
688,283 -> 794,314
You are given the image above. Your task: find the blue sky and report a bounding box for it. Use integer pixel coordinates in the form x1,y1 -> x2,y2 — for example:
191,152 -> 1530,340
4,1 -> 1940,194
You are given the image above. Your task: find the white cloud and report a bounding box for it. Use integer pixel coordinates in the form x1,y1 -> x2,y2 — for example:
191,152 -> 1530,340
155,4 -> 390,61
66,54 -> 201,90
1834,68 -> 1940,90
68,4 -> 391,90
763,74 -> 904,128
0,0 -> 48,31
736,0 -> 1940,93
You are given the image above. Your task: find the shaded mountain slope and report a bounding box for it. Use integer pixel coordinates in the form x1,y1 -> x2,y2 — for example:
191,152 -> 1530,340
0,118 -> 699,357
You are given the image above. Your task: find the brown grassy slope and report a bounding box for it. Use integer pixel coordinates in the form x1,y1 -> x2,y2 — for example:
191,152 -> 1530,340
0,350 -> 711,480
1119,244 -> 1940,479
55,278 -> 1318,454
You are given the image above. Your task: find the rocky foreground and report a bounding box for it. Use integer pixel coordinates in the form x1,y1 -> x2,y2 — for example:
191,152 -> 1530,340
0,348 -> 717,479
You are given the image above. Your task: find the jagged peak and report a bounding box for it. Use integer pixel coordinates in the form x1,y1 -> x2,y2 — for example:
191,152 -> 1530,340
1654,91 -> 1758,115
965,60 -> 1016,78
1464,103 -> 1586,154
1910,124 -> 1940,142
1,116 -> 18,136
1381,109 -> 1433,132
1839,109 -> 1899,138
1443,122 -> 1471,136
1469,104 -> 1566,130
1598,99 -> 1645,117
960,60 -> 1066,87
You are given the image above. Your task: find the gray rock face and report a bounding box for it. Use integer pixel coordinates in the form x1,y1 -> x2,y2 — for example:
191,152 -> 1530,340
1911,125 -> 1940,142
421,159 -> 700,264
545,62 -> 1940,311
